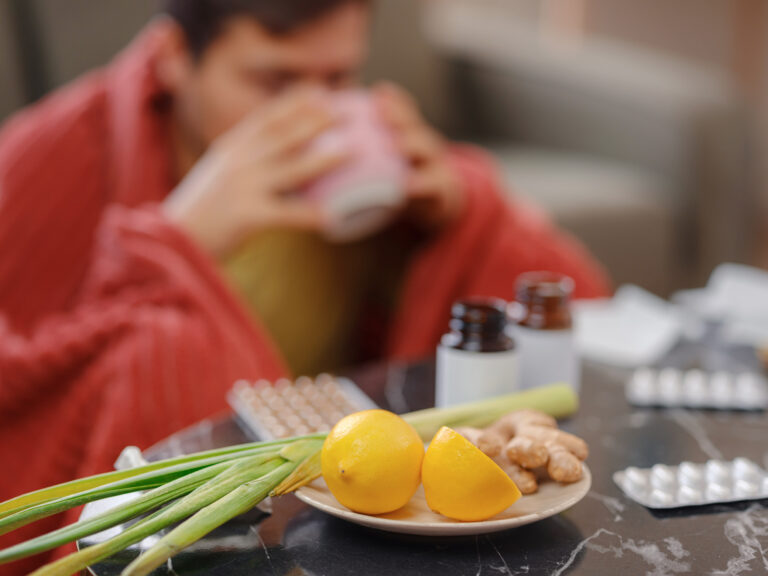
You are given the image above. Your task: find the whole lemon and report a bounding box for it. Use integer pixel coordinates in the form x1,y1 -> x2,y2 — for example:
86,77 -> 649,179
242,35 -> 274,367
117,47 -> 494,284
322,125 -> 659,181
321,410 -> 424,515
423,427 -> 522,521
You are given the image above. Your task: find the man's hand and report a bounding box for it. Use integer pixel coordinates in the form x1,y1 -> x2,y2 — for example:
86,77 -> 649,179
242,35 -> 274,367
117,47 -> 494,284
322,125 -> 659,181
164,88 -> 347,259
374,83 -> 463,231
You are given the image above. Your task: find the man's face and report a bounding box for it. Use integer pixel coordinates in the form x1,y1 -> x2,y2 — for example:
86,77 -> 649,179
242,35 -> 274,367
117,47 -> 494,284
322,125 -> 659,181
169,2 -> 370,154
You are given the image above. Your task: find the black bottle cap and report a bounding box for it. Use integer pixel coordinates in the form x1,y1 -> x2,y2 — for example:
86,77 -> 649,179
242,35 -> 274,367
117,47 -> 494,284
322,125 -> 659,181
450,298 -> 508,333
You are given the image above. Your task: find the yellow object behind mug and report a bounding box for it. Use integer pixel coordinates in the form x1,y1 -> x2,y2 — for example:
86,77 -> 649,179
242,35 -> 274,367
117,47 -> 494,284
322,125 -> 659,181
222,230 -> 371,377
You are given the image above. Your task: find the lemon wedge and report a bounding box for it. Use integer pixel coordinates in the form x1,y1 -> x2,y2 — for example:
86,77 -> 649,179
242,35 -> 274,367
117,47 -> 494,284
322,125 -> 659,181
423,426 -> 522,521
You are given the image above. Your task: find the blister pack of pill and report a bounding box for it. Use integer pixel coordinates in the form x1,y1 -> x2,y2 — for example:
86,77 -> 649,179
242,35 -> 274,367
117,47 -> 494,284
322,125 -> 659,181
614,458 -> 768,509
228,374 -> 378,441
626,368 -> 768,410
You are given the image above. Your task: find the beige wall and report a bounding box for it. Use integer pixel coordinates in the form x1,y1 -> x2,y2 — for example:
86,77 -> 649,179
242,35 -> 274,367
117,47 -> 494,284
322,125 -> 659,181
363,0 -> 451,128
0,1 -> 25,121
584,0 -> 733,68
33,0 -> 157,88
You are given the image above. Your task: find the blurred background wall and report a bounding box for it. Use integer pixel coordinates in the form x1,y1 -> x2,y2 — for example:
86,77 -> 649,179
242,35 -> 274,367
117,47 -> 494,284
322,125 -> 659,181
1,0 -> 766,295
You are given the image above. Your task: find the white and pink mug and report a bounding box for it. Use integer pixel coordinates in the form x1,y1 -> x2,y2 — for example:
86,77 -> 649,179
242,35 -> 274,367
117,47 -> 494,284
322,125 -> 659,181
303,90 -> 407,242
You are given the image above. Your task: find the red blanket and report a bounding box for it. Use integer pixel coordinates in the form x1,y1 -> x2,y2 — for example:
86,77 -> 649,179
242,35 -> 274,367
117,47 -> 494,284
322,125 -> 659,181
0,26 -> 608,573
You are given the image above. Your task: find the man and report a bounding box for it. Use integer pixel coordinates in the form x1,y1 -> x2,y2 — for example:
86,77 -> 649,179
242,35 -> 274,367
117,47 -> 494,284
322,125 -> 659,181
0,0 -> 608,570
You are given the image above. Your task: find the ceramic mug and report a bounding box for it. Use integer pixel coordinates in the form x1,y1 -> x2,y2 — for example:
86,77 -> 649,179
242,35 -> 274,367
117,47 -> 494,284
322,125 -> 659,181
303,90 -> 407,242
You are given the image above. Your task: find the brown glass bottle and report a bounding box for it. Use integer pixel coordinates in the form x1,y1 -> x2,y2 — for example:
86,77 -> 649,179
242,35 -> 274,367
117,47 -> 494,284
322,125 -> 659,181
441,299 -> 516,353
514,272 -> 574,330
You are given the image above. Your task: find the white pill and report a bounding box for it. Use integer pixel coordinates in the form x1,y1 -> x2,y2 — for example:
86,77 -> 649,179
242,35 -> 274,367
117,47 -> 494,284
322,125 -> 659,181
267,397 -> 287,410
732,458 -> 762,481
260,414 -> 279,426
733,480 -> 760,498
659,368 -> 682,386
735,373 -> 759,392
283,414 -> 302,428
677,484 -> 703,505
306,415 -> 326,429
735,374 -> 768,408
709,372 -> 734,405
295,378 -> 313,391
678,462 -> 705,487
631,369 -> 657,396
272,425 -> 289,438
683,371 -> 708,405
706,483 -> 732,501
625,467 -> 650,491
274,379 -> 292,391
706,461 -> 732,483
289,398 -> 309,411
651,465 -> 677,489
651,489 -> 675,507
260,386 -> 276,398
659,382 -> 683,404
629,384 -> 656,404
658,369 -> 683,403
232,380 -> 251,393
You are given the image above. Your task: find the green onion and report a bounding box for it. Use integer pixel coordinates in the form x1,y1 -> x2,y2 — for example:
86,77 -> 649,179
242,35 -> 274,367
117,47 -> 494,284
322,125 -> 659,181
127,461 -> 296,576
0,434 -> 325,519
0,446 -> 283,536
272,450 -> 322,496
0,459 -> 236,564
30,453 -> 286,576
121,441 -> 320,576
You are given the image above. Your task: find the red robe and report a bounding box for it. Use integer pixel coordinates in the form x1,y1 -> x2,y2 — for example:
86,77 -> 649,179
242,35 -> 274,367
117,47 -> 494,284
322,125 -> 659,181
0,25 -> 609,573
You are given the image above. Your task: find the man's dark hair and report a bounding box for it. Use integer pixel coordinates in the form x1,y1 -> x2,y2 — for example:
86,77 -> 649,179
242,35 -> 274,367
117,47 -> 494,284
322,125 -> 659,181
163,0 -> 367,56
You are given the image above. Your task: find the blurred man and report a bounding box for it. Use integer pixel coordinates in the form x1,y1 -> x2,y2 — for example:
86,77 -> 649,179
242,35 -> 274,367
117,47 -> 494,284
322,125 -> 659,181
0,1 -> 608,569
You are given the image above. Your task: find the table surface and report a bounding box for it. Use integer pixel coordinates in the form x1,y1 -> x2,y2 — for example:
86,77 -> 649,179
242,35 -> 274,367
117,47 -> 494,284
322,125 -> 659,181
80,339 -> 768,576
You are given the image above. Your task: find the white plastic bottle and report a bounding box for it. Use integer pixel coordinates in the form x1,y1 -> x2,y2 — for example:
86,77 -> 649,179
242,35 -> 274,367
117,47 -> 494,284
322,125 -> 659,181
436,299 -> 519,407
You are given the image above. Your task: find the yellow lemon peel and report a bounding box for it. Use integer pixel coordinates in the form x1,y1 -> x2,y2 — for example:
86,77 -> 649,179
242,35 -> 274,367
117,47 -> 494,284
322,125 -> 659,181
423,426 -> 522,521
321,410 -> 424,515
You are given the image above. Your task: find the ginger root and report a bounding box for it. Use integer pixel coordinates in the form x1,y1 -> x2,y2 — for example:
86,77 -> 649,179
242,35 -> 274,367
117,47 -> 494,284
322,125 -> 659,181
454,426 -> 483,446
455,427 -> 538,495
457,410 -> 589,491
494,455 -> 539,495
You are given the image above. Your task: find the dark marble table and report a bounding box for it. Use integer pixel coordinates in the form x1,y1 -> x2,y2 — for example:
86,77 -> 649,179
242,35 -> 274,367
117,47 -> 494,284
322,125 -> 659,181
81,340 -> 768,575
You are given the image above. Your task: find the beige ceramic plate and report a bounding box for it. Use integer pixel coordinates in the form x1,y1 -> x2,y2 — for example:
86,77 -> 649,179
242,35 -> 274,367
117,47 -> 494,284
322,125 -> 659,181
295,464 -> 591,536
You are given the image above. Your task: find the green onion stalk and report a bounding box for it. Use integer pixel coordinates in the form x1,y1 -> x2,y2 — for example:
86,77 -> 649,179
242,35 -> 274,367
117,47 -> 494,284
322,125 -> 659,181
0,384 -> 576,576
